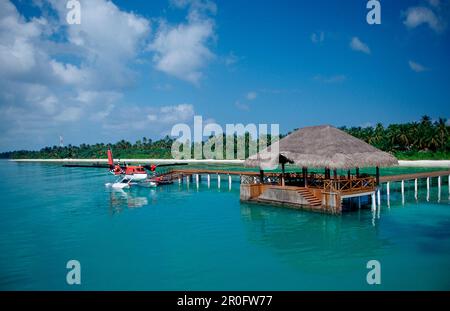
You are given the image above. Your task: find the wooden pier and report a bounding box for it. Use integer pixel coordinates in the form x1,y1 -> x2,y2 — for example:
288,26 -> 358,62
155,125 -> 450,214
159,168 -> 450,213
162,168 -> 450,185
379,170 -> 450,182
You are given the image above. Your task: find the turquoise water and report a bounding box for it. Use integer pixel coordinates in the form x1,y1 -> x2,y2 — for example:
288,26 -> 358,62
0,160 -> 449,290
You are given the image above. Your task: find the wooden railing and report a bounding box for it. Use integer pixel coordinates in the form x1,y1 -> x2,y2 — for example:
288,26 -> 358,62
283,173 -> 376,193
322,177 -> 375,193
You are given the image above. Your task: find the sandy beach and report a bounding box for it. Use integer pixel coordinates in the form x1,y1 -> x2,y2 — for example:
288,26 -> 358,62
10,158 -> 246,165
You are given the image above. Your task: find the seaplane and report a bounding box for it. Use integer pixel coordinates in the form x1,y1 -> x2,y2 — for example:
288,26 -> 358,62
105,149 -> 180,189
63,148 -> 185,189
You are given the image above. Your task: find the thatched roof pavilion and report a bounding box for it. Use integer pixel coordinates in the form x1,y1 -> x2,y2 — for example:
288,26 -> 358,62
240,125 -> 398,213
241,125 -> 398,213
245,125 -> 398,170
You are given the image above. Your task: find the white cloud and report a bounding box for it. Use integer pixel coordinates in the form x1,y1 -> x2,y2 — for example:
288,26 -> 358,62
0,0 -> 219,151
50,60 -> 87,85
158,104 -> 195,123
0,0 -> 152,150
149,1 -> 216,84
54,107 -> 83,122
0,1 -> 46,77
36,95 -> 58,115
408,60 -> 429,72
49,0 -> 150,88
171,0 -> 217,16
224,51 -> 239,66
246,91 -> 257,100
403,6 -> 443,32
311,31 -> 324,44
350,37 -> 371,54
235,100 -> 249,111
105,104 -> 195,131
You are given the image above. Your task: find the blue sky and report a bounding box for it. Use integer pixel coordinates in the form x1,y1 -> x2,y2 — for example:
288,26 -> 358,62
1,0 -> 449,151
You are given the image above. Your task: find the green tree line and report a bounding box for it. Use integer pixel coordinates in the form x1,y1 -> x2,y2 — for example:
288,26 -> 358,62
339,116 -> 449,159
1,116 -> 448,160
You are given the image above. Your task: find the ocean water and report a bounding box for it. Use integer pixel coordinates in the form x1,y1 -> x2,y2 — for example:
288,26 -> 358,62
0,160 -> 449,290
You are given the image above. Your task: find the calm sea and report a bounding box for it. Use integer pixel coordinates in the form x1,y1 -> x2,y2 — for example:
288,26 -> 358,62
0,160 -> 449,290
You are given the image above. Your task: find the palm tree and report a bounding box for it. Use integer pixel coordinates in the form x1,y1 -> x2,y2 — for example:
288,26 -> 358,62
437,118 -> 448,150
421,115 -> 432,126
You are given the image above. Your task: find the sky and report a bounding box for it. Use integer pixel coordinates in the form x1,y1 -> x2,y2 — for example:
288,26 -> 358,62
0,0 -> 449,151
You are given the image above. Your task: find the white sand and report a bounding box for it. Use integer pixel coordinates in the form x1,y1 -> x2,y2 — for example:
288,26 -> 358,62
398,160 -> 450,168
10,158 -> 246,164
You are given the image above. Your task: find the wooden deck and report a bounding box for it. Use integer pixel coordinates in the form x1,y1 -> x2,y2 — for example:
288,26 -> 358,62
379,170 -> 450,182
161,168 -> 450,213
163,168 -> 450,184
166,169 -> 271,176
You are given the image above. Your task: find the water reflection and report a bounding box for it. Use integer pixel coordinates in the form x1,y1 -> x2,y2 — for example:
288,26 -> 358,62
239,203 -> 389,274
108,189 -> 156,213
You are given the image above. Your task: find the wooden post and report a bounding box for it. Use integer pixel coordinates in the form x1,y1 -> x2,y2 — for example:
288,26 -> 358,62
414,178 -> 418,200
371,192 -> 376,211
259,169 -> 264,184
377,188 -> 381,208
386,182 -> 390,207
375,166 -> 380,186
401,180 -> 405,205
356,167 -> 360,178
427,177 -> 430,201
347,170 -> 351,180
218,174 -> 221,189
302,167 -> 307,187
305,168 -> 308,187
438,176 -> 441,202
333,169 -> 337,180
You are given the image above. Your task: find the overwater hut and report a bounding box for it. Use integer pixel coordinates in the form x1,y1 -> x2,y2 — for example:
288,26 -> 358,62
242,125 -> 398,213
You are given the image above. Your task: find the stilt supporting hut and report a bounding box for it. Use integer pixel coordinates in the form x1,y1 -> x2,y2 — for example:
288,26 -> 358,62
241,125 -> 398,214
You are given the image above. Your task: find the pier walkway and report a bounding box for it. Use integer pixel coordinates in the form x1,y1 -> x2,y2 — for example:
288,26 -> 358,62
161,168 -> 450,184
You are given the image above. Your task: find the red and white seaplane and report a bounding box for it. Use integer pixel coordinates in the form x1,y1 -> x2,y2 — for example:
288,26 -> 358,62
63,148 -> 183,189
104,149 -> 176,189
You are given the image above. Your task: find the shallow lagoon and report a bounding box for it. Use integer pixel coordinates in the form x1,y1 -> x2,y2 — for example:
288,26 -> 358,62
0,160 -> 449,290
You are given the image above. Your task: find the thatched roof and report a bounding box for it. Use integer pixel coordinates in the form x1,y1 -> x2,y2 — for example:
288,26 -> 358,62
245,125 -> 398,170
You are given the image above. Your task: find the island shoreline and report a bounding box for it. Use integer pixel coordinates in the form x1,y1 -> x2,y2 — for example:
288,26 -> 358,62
8,159 -> 450,168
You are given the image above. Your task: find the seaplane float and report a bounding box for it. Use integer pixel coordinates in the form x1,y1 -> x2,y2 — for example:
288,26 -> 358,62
63,149 -> 185,189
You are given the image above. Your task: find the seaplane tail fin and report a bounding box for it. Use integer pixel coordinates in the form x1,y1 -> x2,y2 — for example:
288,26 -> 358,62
107,149 -> 114,170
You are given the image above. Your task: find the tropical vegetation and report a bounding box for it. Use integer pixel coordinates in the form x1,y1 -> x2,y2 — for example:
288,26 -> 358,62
1,116 -> 449,160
